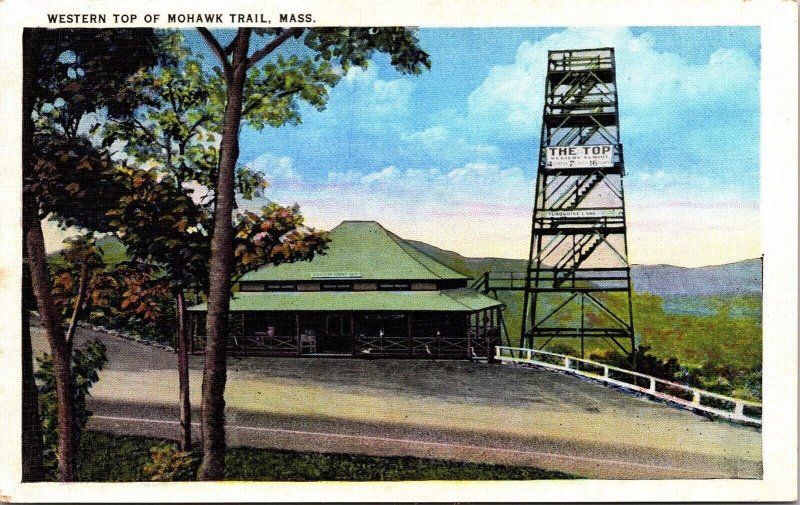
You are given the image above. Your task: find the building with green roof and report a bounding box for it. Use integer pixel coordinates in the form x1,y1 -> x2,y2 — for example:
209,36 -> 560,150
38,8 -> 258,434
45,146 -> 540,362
187,221 -> 504,358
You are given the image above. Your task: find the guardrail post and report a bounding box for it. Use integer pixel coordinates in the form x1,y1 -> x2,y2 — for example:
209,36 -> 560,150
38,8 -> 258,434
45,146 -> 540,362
692,390 -> 701,405
603,366 -> 609,378
649,377 -> 656,392
564,357 -> 571,369
734,403 -> 744,417
526,350 -> 532,361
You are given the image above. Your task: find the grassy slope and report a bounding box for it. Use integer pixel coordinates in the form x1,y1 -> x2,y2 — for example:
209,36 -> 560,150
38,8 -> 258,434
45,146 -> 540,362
77,431 -> 576,481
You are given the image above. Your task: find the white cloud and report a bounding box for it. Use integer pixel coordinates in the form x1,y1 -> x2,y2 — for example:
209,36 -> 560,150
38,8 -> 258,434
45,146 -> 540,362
339,65 -> 415,117
247,153 -> 301,190
361,165 -> 398,184
240,150 -> 758,265
401,126 -> 499,160
242,155 -> 536,257
465,27 -> 758,139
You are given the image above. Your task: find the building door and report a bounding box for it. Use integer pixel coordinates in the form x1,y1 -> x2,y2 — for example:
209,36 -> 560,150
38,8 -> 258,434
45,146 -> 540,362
324,314 -> 353,353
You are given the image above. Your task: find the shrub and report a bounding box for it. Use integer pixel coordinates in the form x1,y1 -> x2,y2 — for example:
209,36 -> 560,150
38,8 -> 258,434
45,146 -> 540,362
36,339 -> 108,479
141,443 -> 198,481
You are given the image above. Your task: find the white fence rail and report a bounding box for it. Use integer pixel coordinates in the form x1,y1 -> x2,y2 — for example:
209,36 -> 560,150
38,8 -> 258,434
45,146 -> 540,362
495,346 -> 762,426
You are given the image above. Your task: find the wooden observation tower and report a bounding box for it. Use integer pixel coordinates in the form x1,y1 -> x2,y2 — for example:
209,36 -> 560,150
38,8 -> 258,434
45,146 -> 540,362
520,48 -> 635,360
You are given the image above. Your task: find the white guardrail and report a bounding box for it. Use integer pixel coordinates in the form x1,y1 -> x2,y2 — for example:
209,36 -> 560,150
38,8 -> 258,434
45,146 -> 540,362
495,346 -> 762,426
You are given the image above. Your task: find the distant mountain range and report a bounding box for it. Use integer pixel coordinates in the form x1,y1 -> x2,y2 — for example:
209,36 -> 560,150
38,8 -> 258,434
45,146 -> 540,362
405,240 -> 762,297
75,235 -> 761,298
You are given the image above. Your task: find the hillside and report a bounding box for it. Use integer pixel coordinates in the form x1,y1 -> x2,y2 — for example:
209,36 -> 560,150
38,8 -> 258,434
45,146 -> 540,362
55,234 -> 762,298
630,259 -> 762,296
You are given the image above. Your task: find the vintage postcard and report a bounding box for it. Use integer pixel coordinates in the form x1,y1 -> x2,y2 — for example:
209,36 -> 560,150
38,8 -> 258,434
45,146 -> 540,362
0,0 -> 797,502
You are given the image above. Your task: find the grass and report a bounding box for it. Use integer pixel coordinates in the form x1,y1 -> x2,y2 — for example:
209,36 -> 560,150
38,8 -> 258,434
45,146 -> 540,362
76,431 -> 578,481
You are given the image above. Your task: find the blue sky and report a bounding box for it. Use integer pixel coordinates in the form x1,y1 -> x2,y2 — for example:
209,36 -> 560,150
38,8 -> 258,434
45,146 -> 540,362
180,27 -> 761,266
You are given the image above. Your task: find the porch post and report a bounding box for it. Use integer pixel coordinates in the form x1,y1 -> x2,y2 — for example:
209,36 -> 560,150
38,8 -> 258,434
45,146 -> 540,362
296,313 -> 301,356
466,312 -> 472,357
407,313 -> 413,358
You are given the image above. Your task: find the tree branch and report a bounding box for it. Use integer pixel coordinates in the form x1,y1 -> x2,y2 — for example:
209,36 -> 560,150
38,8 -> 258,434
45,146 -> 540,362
241,86 -> 303,117
197,28 -> 232,84
128,116 -> 171,152
246,28 -> 305,69
185,113 -> 211,140
65,263 -> 89,345
224,33 -> 240,55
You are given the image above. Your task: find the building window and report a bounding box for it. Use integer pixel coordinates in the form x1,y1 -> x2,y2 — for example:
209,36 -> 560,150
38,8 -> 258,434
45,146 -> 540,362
240,282 -> 265,292
411,282 -> 437,291
297,283 -> 321,292
321,283 -> 353,291
378,282 -> 411,290
265,284 -> 296,291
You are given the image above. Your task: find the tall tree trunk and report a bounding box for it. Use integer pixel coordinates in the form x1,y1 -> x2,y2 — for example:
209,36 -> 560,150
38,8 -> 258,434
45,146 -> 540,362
24,201 -> 76,482
21,30 -> 45,482
23,36 -> 75,478
198,30 -> 251,481
22,255 -> 44,481
176,290 -> 191,451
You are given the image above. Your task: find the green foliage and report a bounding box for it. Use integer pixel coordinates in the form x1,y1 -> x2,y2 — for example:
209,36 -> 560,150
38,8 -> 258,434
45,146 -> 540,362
36,340 -> 108,478
26,29 -> 159,228
141,443 -> 198,481
242,54 -> 340,130
233,203 -> 330,280
26,28 -> 159,130
73,431 -> 576,481
302,27 -> 431,75
50,234 -> 118,318
104,31 -> 329,303
103,33 -> 224,192
482,282 -> 763,400
589,346 -> 682,381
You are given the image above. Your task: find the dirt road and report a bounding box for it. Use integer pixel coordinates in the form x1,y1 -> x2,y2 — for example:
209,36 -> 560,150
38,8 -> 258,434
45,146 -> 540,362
31,322 -> 762,479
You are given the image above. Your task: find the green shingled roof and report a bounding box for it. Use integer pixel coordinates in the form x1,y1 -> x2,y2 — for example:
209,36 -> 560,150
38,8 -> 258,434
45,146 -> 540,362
240,221 -> 468,282
187,289 -> 502,312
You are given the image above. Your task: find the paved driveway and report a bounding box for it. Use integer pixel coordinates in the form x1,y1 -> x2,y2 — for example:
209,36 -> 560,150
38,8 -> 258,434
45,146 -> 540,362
31,322 -> 762,479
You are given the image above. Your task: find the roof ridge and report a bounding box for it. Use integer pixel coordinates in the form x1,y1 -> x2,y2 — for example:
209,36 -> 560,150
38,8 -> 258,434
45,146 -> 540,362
384,228 -> 469,280
379,223 -> 454,280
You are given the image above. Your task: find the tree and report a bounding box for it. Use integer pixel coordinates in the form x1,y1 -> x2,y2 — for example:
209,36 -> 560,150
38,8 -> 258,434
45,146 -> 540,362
107,168 -> 328,451
22,28 -> 158,481
107,167 -> 209,451
103,32 -> 328,450
195,27 -> 430,479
